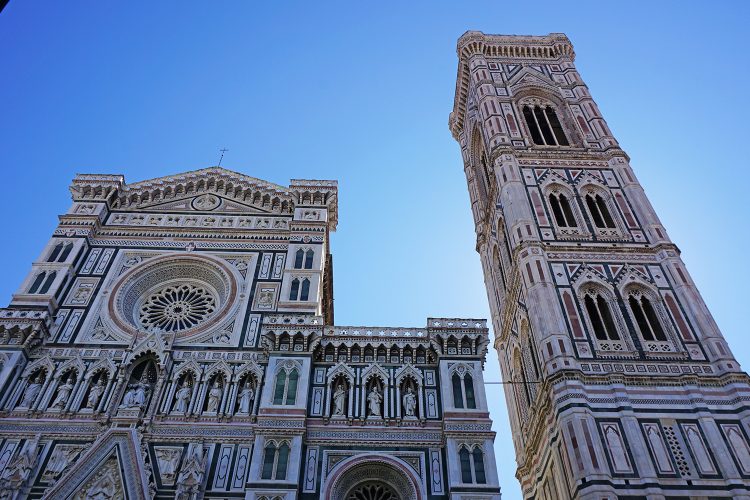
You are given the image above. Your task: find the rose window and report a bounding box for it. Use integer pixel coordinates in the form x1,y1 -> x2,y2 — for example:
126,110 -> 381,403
139,284 -> 217,332
347,483 -> 400,500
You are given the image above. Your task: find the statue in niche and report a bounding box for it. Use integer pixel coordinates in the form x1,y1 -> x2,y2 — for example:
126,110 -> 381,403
237,381 -> 254,414
332,381 -> 346,417
403,386 -> 417,418
85,378 -> 106,410
172,382 -> 192,414
206,381 -> 222,413
50,376 -> 75,410
120,373 -> 150,409
367,384 -> 383,418
18,375 -> 43,408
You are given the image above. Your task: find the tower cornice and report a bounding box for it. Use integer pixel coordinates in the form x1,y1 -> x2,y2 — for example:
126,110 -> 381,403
450,32 -> 575,138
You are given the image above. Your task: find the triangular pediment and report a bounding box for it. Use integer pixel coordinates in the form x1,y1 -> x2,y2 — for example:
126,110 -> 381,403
43,429 -> 150,500
508,66 -> 557,92
112,167 -> 294,214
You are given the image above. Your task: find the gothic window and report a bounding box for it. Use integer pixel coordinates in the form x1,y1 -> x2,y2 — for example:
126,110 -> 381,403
289,279 -> 300,300
304,249 -> 314,269
522,104 -> 569,146
39,271 -> 57,294
451,367 -> 477,410
273,367 -> 299,405
584,193 -> 616,229
28,272 -> 46,294
59,243 -> 73,262
583,291 -> 620,341
512,351 -> 529,426
48,243 -> 67,262
300,278 -> 310,301
548,192 -> 577,228
627,290 -> 667,342
452,373 -> 464,409
294,249 -> 304,269
261,441 -> 290,480
459,445 -> 487,484
460,446 -> 473,483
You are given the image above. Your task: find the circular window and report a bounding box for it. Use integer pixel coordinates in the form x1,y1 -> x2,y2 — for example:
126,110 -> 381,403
139,283 -> 217,332
108,254 -> 238,337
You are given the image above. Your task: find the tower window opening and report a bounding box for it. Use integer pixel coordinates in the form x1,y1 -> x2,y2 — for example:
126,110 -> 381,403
585,194 -> 616,229
583,292 -> 619,340
549,193 -> 576,227
523,104 -> 569,146
628,293 -> 667,342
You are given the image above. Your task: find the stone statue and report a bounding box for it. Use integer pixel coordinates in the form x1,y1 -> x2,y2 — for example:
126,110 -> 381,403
206,381 -> 222,413
42,445 -> 84,482
154,448 -> 182,485
367,384 -> 383,418
332,382 -> 346,416
0,437 -> 38,497
237,382 -> 254,414
85,379 -> 106,410
50,377 -> 74,410
175,447 -> 206,500
120,374 -> 149,409
403,387 -> 417,418
173,383 -> 192,414
18,376 -> 42,408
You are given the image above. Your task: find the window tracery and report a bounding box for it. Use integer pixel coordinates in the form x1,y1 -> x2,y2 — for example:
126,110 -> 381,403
458,444 -> 487,484
520,98 -> 570,147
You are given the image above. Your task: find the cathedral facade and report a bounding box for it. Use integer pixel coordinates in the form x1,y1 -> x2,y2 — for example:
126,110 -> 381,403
449,31 -> 750,499
0,168 -> 501,499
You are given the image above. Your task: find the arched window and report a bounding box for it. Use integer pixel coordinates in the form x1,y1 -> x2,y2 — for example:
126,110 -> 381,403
289,279 -> 300,301
548,192 -> 577,228
452,373 -> 464,409
459,447 -> 472,483
40,271 -> 57,294
59,243 -> 73,262
28,272 -> 46,294
459,445 -> 486,484
522,104 -> 569,146
585,193 -> 616,229
48,243 -> 64,262
583,292 -> 620,340
300,279 -> 310,301
472,448 -> 487,484
273,368 -> 299,405
261,441 -> 291,480
451,368 -> 477,409
628,291 -> 667,341
294,249 -> 304,269
463,374 -> 476,409
304,249 -> 314,269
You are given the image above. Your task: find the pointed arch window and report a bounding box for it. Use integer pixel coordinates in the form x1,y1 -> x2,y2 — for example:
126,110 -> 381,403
59,243 -> 73,262
38,271 -> 57,294
28,272 -> 47,294
451,368 -> 477,409
583,292 -> 620,341
289,279 -> 300,300
628,292 -> 667,342
459,445 -> 487,484
300,279 -> 310,301
548,192 -> 577,228
261,441 -> 290,480
585,193 -> 616,229
522,104 -> 569,146
294,249 -> 304,269
48,243 -> 64,262
304,249 -> 314,269
273,368 -> 299,405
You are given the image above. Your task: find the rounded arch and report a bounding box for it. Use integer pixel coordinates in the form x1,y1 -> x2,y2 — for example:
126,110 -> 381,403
324,454 -> 424,500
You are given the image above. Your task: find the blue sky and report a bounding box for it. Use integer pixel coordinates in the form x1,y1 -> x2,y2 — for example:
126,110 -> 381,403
1,2 -> 748,498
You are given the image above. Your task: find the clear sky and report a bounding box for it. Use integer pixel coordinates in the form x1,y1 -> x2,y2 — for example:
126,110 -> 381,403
1,2 -> 749,498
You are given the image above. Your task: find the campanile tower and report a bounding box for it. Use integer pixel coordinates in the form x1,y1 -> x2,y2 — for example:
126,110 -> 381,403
449,31 -> 750,499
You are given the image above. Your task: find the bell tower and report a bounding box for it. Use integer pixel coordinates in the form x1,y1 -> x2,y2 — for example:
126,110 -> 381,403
450,31 -> 750,499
